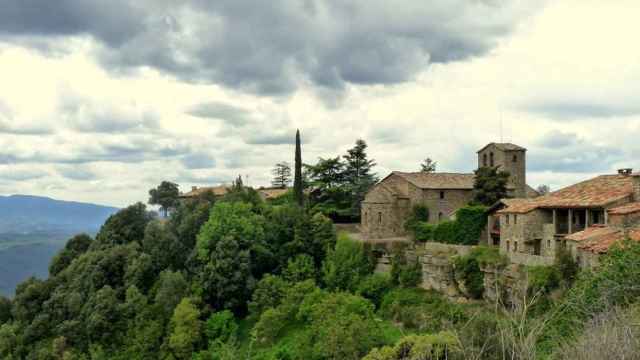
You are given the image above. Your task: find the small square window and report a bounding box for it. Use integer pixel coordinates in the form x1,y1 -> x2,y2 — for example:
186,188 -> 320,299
439,191 -> 445,199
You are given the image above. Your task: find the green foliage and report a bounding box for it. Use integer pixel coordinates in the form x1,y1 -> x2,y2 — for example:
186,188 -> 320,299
356,273 -> 392,309
453,246 -> 505,299
206,310 -> 238,343
555,246 -> 579,285
248,275 -> 289,320
413,222 -> 435,243
322,233 -> 374,291
49,234 -> 93,276
363,332 -> 461,360
379,288 -> 466,332
148,181 -> 180,217
473,166 -> 510,206
95,202 -> 153,247
168,298 -> 202,360
404,204 -> 430,233
294,129 -> 304,207
541,240 -> 640,353
0,296 -> 11,324
453,255 -> 484,299
306,139 -> 378,222
527,265 -> 561,294
389,243 -> 422,288
453,205 -> 488,245
154,270 -> 189,318
272,162 -> 292,188
432,220 -> 458,244
283,254 -> 316,283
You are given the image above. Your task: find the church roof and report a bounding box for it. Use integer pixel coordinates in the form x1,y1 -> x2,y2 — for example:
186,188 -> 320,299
392,171 -> 475,190
476,142 -> 527,153
498,174 -> 635,214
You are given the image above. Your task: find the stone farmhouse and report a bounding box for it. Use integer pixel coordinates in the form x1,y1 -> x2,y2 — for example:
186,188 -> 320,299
490,169 -> 640,268
361,142 -> 539,239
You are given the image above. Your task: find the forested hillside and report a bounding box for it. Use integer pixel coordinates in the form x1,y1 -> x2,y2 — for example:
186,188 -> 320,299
1,185 -> 640,359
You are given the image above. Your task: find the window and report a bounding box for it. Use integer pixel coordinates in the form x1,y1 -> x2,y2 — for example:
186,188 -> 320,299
512,154 -> 517,163
514,242 -> 518,252
514,215 -> 517,224
547,239 -> 551,248
438,212 -> 443,221
439,191 -> 445,199
483,154 -> 487,167
364,212 -> 368,225
490,152 -> 494,167
506,241 -> 510,251
505,214 -> 510,225
378,212 -> 382,224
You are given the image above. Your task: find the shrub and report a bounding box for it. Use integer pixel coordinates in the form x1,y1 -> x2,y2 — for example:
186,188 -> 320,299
322,233 -> 373,291
454,256 -> 484,299
414,223 -> 435,243
379,288 -> 466,332
404,204 -> 430,232
398,260 -> 422,288
357,273 -> 392,308
283,254 -> 316,283
363,332 -> 461,360
555,246 -> 579,285
433,220 -> 458,244
453,206 -> 488,245
205,310 -> 238,343
248,274 -> 288,320
527,266 -> 561,295
253,308 -> 288,345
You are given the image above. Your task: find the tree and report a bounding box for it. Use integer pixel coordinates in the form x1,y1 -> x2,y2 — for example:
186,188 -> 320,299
272,162 -> 292,188
168,298 -> 202,360
322,234 -> 374,292
472,166 -> 510,206
343,140 -> 378,219
148,181 -> 180,218
537,184 -> 551,195
294,129 -> 304,206
0,296 -> 11,325
95,202 -> 154,247
420,158 -> 437,173
49,233 -> 93,276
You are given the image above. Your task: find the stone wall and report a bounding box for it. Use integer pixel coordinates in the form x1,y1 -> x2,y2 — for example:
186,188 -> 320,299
415,188 -> 474,224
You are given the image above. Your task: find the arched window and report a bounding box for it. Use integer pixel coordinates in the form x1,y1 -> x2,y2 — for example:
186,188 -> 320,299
490,152 -> 494,167
483,154 -> 487,167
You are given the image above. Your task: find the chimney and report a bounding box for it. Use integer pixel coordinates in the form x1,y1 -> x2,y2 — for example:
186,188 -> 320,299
632,174 -> 640,202
618,168 -> 633,176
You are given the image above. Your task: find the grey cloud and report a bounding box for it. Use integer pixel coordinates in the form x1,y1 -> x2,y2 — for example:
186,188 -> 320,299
186,101 -> 252,126
522,100 -> 640,119
537,130 -> 579,148
0,0 -> 145,47
181,152 -> 217,169
61,97 -> 161,134
56,165 -> 97,180
0,101 -> 53,135
3,1 -> 539,97
245,132 -> 295,145
0,169 -> 47,181
529,144 -> 623,173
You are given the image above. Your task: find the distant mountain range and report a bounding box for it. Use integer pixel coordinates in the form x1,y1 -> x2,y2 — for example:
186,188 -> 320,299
0,195 -> 119,296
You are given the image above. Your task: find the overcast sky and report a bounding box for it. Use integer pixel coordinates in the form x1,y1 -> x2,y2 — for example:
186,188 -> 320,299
1,0 -> 639,207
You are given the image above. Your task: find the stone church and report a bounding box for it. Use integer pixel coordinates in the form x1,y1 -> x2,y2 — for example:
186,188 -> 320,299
361,143 -> 538,239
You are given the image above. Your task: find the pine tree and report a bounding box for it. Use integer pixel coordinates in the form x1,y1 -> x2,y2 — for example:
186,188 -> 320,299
343,139 -> 378,220
420,158 -> 437,173
271,162 -> 292,188
294,129 -> 304,206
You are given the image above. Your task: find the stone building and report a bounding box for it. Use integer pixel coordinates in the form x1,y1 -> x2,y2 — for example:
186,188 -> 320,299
491,169 -> 640,267
361,142 -> 536,239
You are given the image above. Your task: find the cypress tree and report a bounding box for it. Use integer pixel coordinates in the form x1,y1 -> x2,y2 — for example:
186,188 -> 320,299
294,129 -> 304,206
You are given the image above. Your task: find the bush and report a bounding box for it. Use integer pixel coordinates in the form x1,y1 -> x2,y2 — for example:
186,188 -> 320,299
453,206 -> 488,245
248,275 -> 288,320
555,246 -> 579,285
283,254 -> 316,283
379,288 -> 466,332
322,233 -> 373,292
453,256 -> 484,299
527,266 -> 561,295
433,220 -> 458,244
389,245 -> 422,288
205,310 -> 238,343
404,204 -> 430,232
357,273 -> 392,308
363,332 -> 461,360
414,223 -> 435,243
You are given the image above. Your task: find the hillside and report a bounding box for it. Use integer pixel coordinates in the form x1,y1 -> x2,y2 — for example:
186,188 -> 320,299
0,195 -> 118,296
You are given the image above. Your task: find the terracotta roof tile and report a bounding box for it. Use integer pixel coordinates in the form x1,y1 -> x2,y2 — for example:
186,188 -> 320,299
568,226 -> 640,254
180,185 -> 229,198
498,174 -> 635,214
477,143 -> 526,153
608,202 -> 640,215
392,171 -> 475,190
258,187 -> 289,199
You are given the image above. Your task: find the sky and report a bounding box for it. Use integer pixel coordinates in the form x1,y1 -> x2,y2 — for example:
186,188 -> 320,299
1,0 -> 640,207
